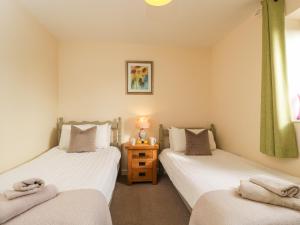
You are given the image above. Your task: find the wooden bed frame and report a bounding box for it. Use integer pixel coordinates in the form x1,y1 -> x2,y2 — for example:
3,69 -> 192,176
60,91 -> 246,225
57,117 -> 122,148
158,124 -> 217,212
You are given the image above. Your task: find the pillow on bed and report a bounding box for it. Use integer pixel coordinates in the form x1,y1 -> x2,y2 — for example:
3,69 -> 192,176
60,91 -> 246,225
59,123 -> 111,150
188,129 -> 216,150
185,129 -> 211,155
68,126 -> 97,153
169,127 -> 216,152
169,127 -> 186,152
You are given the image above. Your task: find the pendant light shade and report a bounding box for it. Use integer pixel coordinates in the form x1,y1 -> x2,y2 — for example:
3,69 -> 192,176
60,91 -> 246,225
145,0 -> 173,7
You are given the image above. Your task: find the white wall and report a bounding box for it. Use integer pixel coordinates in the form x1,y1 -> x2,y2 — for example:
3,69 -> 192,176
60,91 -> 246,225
210,14 -> 300,177
0,0 -> 58,173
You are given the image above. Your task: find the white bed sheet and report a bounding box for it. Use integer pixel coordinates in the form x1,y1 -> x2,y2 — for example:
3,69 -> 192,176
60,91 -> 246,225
0,146 -> 121,203
159,148 -> 300,208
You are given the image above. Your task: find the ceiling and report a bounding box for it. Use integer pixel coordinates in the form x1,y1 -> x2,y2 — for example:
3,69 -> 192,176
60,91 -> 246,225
18,0 -> 258,47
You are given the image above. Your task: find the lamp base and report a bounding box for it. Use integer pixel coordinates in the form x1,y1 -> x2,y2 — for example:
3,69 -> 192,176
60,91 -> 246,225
137,139 -> 148,145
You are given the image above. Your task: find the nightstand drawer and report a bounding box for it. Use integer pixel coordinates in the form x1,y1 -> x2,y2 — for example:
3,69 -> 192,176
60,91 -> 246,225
132,168 -> 152,181
132,150 -> 153,159
132,159 -> 153,169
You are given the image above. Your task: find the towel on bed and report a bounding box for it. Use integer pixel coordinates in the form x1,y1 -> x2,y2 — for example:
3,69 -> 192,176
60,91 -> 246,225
3,178 -> 45,200
3,189 -> 112,225
0,185 -> 58,224
239,180 -> 300,211
4,188 -> 42,200
189,189 -> 300,225
12,178 -> 44,192
250,175 -> 300,198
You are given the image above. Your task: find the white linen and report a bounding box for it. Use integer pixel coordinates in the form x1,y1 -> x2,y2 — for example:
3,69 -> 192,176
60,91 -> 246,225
59,124 -> 111,150
0,146 -> 121,203
159,148 -> 300,208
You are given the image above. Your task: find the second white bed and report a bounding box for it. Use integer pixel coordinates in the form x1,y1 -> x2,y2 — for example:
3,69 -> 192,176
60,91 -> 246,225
0,146 -> 121,203
159,148 -> 300,209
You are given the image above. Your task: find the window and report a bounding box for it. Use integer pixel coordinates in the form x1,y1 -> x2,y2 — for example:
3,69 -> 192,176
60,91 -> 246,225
286,20 -> 300,120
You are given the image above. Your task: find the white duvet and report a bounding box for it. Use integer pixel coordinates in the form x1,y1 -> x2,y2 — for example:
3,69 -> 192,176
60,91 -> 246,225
159,149 -> 300,208
0,146 -> 121,203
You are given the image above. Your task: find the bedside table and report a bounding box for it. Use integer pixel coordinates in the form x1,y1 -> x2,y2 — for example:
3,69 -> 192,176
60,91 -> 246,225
125,143 -> 159,185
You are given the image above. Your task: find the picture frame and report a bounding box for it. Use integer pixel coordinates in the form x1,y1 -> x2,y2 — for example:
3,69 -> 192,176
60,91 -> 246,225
126,61 -> 153,95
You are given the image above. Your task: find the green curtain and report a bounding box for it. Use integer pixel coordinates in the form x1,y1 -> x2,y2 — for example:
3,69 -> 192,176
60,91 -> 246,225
260,0 -> 298,158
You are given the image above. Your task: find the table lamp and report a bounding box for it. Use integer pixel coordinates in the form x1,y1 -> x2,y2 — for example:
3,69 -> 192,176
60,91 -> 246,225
137,117 -> 150,144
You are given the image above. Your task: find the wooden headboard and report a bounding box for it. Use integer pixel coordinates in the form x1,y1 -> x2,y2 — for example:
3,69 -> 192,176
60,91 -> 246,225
57,117 -> 122,148
159,124 -> 217,151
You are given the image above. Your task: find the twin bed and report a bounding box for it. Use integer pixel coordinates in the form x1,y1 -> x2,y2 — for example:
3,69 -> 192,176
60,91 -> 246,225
0,118 -> 122,225
160,149 -> 300,209
0,146 -> 121,204
158,124 -> 300,225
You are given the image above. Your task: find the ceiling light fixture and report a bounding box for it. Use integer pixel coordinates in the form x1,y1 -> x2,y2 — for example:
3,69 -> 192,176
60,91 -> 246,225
145,0 -> 173,7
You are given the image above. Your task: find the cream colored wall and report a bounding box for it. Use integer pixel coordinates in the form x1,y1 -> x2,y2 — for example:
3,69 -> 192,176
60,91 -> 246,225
210,14 -> 300,177
0,0 -> 58,173
3,0 -> 299,176
286,0 -> 300,14
58,42 -> 211,171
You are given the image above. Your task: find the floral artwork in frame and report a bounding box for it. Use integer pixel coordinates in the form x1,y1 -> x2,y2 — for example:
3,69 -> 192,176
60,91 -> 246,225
126,61 -> 153,95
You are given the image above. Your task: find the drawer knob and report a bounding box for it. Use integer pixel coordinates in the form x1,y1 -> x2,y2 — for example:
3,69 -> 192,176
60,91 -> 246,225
139,172 -> 146,177
139,162 -> 146,166
139,153 -> 146,157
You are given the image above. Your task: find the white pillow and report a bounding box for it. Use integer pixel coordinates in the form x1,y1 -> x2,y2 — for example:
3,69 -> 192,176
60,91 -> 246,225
168,128 -> 174,150
169,127 -> 186,152
94,123 -> 111,149
59,125 -> 73,150
59,123 -> 111,150
168,127 -> 216,152
106,124 -> 112,147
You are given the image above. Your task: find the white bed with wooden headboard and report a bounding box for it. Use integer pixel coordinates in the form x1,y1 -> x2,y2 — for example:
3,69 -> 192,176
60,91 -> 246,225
0,118 -> 122,225
0,117 -> 122,203
158,124 -> 300,213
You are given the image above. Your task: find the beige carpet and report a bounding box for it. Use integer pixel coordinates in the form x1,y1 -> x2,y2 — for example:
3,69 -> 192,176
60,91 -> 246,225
110,175 -> 190,225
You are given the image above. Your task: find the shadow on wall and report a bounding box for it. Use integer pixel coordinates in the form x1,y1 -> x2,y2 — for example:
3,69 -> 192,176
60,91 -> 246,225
49,128 -> 58,148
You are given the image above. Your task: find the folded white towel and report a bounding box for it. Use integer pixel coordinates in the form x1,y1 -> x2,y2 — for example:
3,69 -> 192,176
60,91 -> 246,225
0,185 -> 58,224
250,175 -> 300,198
238,180 -> 300,211
4,188 -> 42,200
13,178 -> 45,192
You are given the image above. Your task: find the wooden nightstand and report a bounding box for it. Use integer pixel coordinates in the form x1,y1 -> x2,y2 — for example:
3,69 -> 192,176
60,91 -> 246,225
126,143 -> 159,185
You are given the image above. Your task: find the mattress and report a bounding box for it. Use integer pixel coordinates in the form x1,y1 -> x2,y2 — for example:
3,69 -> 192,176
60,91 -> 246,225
0,146 -> 121,203
159,148 -> 300,208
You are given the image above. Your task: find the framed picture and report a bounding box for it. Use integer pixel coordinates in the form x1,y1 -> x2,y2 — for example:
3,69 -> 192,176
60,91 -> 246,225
126,61 -> 153,95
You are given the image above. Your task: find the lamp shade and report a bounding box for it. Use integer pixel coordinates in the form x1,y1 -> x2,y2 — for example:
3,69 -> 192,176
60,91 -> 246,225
137,117 -> 150,129
145,0 -> 173,7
